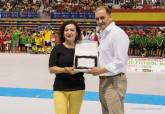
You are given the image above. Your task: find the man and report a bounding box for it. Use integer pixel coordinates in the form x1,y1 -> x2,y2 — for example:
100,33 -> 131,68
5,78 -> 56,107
88,6 -> 129,114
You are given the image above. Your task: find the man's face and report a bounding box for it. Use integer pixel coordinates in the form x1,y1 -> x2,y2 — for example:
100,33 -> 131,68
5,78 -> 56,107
95,9 -> 112,30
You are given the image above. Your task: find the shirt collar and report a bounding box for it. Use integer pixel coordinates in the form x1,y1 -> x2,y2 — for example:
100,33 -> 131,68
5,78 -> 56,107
100,22 -> 115,39
105,22 -> 115,32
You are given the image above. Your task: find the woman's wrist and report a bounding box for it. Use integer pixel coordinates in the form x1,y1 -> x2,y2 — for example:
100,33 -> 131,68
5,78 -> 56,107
63,67 -> 68,73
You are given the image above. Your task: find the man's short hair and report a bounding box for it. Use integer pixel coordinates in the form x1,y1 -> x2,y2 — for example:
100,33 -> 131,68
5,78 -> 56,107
95,5 -> 112,15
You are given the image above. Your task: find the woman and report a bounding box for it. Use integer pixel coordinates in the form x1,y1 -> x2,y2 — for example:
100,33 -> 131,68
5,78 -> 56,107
49,20 -> 85,114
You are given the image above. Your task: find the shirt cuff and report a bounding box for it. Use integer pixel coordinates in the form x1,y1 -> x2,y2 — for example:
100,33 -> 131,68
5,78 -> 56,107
104,63 -> 117,74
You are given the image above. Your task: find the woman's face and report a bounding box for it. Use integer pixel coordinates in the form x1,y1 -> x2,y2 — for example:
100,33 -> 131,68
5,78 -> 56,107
64,24 -> 77,42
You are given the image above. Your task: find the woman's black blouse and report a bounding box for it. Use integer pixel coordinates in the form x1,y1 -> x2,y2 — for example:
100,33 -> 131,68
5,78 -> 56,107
49,44 -> 85,91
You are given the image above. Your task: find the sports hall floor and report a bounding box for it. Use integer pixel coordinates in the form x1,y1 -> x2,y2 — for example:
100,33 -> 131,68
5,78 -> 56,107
0,53 -> 165,114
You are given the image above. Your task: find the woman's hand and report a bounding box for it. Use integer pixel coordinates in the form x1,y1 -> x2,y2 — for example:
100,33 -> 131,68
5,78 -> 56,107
64,67 -> 79,75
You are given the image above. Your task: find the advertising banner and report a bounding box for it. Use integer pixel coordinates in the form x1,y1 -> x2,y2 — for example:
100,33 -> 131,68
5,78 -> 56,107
127,58 -> 165,72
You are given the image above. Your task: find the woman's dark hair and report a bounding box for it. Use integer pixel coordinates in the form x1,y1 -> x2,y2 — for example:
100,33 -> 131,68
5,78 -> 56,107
59,20 -> 81,43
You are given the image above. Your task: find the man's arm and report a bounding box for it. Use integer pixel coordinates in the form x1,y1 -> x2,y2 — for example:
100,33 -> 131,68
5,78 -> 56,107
87,67 -> 109,76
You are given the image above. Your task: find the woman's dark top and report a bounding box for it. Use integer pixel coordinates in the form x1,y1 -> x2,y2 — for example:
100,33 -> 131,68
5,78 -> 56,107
49,44 -> 85,91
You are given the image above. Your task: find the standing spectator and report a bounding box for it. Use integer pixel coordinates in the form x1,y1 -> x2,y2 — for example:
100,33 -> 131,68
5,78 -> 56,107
147,31 -> 157,56
155,31 -> 164,57
0,29 -> 3,52
162,29 -> 165,57
4,30 -> 11,52
10,29 -> 20,53
43,28 -> 52,47
128,30 -> 135,56
90,29 -> 100,42
134,31 -> 141,56
51,31 -> 58,48
141,31 -> 148,57
19,32 -> 27,52
0,36 -> 3,52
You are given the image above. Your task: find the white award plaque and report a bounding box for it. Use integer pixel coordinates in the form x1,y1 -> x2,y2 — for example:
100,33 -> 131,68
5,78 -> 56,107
74,40 -> 98,72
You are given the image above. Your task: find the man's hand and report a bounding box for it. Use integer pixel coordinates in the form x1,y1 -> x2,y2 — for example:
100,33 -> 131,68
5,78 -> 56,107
87,67 -> 108,76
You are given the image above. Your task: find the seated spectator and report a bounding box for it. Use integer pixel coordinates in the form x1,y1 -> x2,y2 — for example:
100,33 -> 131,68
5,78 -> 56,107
3,2 -> 12,11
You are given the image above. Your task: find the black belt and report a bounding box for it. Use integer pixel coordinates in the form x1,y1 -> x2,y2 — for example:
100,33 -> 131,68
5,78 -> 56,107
100,73 -> 125,79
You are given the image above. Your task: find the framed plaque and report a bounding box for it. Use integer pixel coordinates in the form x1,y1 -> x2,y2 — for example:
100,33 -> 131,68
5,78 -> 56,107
75,56 -> 97,69
74,40 -> 98,72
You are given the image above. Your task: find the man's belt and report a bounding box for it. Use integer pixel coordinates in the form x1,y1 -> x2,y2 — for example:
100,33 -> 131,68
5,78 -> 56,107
100,73 -> 125,79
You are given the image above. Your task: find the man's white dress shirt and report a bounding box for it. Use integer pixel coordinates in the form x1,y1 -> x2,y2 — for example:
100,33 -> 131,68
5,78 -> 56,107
98,22 -> 130,76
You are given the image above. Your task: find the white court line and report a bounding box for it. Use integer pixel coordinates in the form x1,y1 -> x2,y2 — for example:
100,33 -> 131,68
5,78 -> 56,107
0,96 -> 165,114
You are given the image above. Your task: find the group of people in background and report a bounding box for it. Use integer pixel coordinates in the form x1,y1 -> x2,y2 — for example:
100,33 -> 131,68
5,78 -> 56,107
125,27 -> 165,57
0,27 -> 58,54
0,26 -> 164,57
0,0 -> 41,12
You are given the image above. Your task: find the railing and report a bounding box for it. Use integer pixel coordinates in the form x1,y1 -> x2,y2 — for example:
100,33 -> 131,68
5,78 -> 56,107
50,12 -> 95,19
0,11 -> 40,18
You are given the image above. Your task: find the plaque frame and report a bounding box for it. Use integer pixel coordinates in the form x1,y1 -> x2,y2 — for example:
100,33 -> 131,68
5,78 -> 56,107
74,55 -> 97,69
